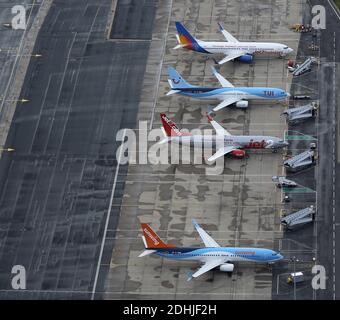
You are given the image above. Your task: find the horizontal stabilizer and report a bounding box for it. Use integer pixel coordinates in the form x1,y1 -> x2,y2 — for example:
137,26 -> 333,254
173,44 -> 186,50
166,89 -> 181,96
138,250 -> 156,257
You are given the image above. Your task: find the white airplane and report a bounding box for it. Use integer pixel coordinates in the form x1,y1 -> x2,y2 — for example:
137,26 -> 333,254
167,66 -> 290,111
139,220 -> 283,280
160,113 -> 289,162
174,22 -> 293,65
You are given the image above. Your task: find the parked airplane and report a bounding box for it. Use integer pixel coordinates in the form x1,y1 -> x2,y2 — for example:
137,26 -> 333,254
167,66 -> 290,111
159,113 -> 289,161
174,21 -> 293,65
139,220 -> 283,280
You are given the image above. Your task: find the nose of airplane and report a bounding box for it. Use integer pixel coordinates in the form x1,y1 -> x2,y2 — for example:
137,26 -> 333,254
288,48 -> 294,53
278,254 -> 284,260
286,92 -> 291,97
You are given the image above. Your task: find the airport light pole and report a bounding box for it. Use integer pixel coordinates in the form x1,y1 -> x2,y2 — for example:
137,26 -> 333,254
0,98 -> 29,103
293,256 -> 296,300
0,148 -> 14,152
0,50 -> 42,58
11,54 -> 42,58
292,256 -> 299,300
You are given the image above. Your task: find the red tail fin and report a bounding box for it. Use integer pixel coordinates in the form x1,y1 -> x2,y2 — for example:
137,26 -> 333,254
160,113 -> 183,137
141,223 -> 174,248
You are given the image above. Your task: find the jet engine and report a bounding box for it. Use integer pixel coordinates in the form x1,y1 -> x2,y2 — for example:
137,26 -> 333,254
236,54 -> 253,63
230,149 -> 246,158
236,101 -> 249,108
219,263 -> 234,272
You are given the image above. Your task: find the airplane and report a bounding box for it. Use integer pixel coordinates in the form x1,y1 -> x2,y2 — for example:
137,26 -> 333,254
174,21 -> 293,65
159,113 -> 289,162
167,66 -> 290,112
139,220 -> 283,281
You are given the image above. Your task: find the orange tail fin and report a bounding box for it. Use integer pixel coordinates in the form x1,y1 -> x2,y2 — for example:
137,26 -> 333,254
141,223 -> 175,248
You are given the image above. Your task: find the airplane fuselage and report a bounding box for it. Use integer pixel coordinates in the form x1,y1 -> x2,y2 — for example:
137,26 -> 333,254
197,40 -> 292,57
152,247 -> 283,263
176,86 -> 288,101
167,134 -> 287,150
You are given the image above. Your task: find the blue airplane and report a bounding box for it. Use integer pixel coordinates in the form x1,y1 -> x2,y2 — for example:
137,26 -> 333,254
139,220 -> 283,280
167,66 -> 290,111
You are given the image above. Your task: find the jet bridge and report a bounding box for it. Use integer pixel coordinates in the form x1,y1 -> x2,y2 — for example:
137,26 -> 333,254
284,150 -> 316,171
282,103 -> 318,122
281,206 -> 315,229
272,176 -> 297,188
292,57 -> 317,76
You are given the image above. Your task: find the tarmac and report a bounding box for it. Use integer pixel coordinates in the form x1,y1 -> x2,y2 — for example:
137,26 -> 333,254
103,0 -> 302,300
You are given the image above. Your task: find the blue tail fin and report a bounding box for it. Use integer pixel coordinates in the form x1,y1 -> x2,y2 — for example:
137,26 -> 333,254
167,67 -> 195,89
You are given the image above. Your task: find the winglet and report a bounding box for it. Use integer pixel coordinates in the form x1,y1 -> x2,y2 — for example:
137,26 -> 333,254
217,22 -> 224,31
192,219 -> 200,230
206,112 -> 213,122
186,271 -> 194,282
210,66 -> 234,88
210,65 -> 218,76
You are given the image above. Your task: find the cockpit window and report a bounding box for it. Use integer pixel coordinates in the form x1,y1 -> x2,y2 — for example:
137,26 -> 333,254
283,46 -> 289,49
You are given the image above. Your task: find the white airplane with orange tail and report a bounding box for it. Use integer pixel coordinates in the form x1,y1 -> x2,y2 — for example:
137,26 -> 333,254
139,220 -> 283,280
174,22 -> 293,65
159,113 -> 289,162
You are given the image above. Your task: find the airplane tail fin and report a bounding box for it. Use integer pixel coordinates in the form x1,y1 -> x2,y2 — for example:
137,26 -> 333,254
175,22 -> 199,47
167,67 -> 194,89
174,22 -> 209,53
160,113 -> 189,137
140,223 -> 175,249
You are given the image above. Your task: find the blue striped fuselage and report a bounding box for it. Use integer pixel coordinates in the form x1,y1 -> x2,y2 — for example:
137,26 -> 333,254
151,247 -> 283,263
176,87 -> 288,100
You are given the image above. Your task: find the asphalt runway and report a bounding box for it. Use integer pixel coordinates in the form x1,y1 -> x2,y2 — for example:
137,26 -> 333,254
273,0 -> 340,300
309,0 -> 340,300
0,0 -> 156,299
271,2 -> 318,300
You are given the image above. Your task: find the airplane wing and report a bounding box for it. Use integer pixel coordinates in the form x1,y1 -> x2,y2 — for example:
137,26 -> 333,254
217,51 -> 248,65
217,22 -> 239,43
192,219 -> 220,247
213,96 -> 240,111
211,66 -> 234,88
208,146 -> 237,162
207,113 -> 231,136
191,258 -> 227,279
